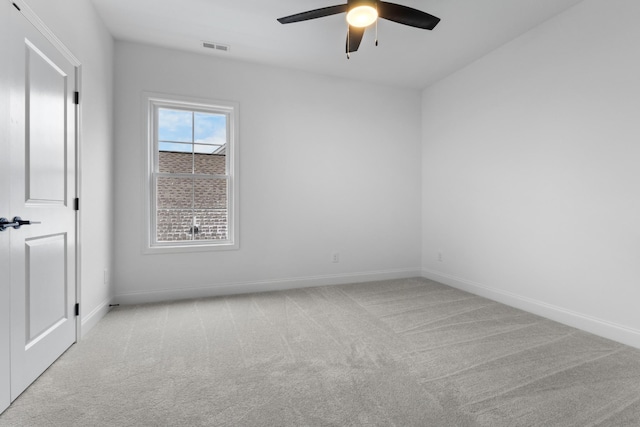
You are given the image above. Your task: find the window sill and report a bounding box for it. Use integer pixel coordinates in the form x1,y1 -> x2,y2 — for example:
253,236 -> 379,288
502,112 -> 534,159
142,241 -> 239,255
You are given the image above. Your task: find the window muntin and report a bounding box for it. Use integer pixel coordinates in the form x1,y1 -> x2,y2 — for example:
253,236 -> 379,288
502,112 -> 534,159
146,96 -> 238,251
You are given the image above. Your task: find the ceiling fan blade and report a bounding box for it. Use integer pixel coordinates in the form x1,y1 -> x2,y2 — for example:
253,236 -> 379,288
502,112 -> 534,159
277,4 -> 348,24
378,2 -> 441,30
346,26 -> 366,53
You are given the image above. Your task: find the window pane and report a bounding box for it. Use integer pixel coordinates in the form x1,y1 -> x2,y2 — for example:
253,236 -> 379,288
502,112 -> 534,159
193,209 -> 228,240
157,176 -> 193,209
157,210 -> 194,242
159,151 -> 193,174
194,178 -> 227,209
158,108 -> 193,142
194,112 -> 226,145
194,152 -> 226,175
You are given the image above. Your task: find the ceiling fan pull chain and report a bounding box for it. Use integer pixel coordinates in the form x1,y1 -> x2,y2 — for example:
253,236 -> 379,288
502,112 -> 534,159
346,23 -> 350,59
375,3 -> 379,46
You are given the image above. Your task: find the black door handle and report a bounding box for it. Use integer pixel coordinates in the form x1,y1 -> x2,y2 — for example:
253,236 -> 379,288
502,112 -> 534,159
0,217 -> 41,232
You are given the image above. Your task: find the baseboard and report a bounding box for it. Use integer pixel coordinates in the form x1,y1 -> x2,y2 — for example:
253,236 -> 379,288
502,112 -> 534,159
422,268 -> 640,350
80,298 -> 112,339
114,268 -> 422,305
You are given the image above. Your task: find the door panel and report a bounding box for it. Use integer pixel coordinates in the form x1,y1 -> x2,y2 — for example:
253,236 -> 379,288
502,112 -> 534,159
9,6 -> 77,400
26,40 -> 68,203
26,234 -> 67,346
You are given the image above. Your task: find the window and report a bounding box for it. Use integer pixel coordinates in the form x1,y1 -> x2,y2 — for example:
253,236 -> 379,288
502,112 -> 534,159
145,94 -> 238,252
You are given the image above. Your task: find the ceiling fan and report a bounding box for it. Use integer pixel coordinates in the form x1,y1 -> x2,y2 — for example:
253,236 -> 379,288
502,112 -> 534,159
277,0 -> 441,58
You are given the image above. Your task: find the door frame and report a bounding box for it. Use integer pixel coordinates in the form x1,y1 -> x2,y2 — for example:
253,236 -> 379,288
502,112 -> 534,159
1,0 -> 11,415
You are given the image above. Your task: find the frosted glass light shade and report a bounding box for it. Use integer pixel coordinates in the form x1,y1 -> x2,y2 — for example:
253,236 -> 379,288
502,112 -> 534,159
346,6 -> 378,28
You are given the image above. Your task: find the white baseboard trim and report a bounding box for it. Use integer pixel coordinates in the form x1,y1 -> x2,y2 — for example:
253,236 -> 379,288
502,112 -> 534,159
114,268 -> 422,305
80,298 -> 112,339
422,268 -> 640,350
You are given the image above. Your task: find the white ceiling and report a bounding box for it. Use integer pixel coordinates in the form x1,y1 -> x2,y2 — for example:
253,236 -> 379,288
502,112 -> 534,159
90,0 -> 585,89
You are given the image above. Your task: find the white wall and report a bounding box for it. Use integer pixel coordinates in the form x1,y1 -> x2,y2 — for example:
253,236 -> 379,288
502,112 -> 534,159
113,41 -> 422,303
422,0 -> 640,347
22,0 -> 115,335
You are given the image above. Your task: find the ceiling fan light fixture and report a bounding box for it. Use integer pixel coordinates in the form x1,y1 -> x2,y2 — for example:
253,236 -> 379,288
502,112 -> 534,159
346,5 -> 378,28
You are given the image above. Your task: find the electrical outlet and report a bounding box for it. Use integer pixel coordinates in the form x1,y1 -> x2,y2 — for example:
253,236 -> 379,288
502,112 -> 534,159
104,268 -> 109,284
331,252 -> 340,263
437,251 -> 443,263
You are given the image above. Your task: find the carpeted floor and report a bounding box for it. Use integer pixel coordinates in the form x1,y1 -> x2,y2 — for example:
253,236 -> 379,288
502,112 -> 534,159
2,277 -> 640,426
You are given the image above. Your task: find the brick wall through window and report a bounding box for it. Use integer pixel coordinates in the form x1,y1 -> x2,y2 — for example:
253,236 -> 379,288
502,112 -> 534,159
156,152 -> 227,241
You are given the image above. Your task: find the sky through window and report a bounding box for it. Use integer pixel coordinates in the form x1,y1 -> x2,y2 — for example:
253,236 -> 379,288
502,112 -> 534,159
158,108 -> 227,154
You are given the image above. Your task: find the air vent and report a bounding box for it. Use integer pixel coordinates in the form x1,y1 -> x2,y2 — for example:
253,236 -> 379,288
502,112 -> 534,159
202,41 -> 230,52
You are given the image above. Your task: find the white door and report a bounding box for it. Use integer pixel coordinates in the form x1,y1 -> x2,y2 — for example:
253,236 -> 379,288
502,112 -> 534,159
8,4 -> 77,400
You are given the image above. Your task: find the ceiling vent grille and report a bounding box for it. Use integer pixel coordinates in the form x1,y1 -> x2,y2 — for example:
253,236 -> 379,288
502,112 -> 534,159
203,41 -> 230,52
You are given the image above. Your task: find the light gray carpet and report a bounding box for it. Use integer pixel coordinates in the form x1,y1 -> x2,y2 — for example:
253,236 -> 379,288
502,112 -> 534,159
2,278 -> 640,426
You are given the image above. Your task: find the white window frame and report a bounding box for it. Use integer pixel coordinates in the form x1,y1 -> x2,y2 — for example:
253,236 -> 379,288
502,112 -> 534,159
142,92 -> 239,253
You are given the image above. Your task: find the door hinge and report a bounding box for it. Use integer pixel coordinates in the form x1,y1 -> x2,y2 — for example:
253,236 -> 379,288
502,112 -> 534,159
74,303 -> 80,317
12,3 -> 21,11
74,198 -> 79,211
73,91 -> 80,105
